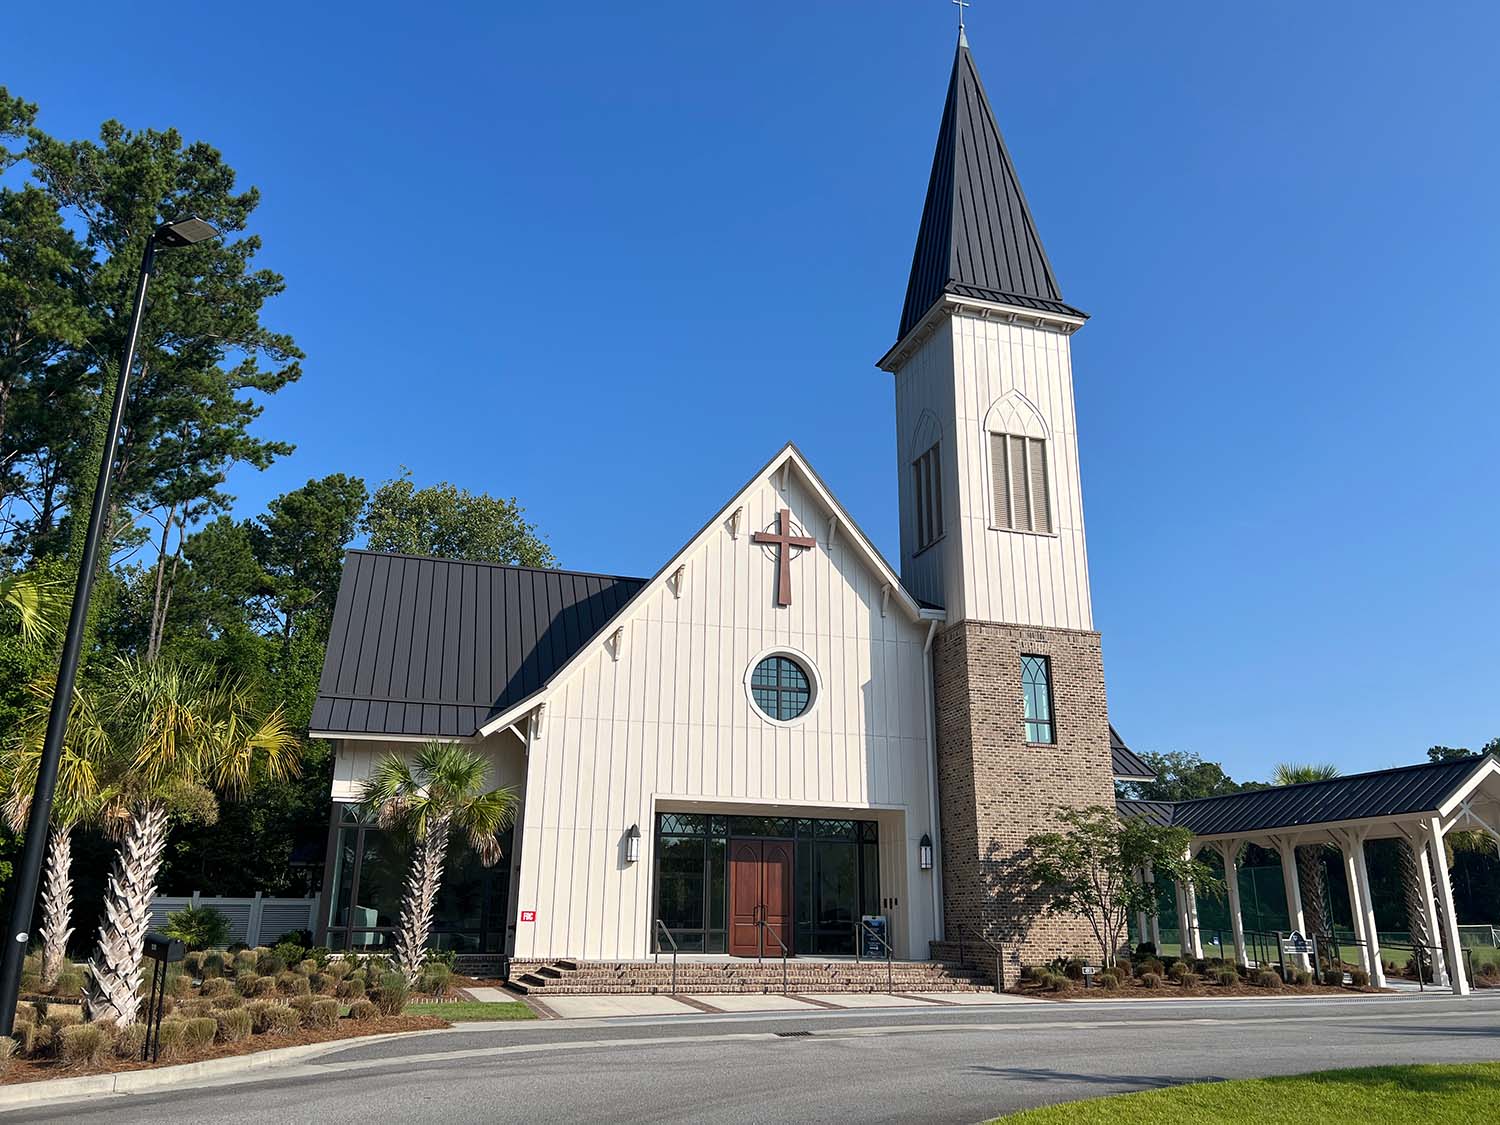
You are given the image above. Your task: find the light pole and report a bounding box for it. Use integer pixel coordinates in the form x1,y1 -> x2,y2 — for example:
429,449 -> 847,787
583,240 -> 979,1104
0,216 -> 218,1036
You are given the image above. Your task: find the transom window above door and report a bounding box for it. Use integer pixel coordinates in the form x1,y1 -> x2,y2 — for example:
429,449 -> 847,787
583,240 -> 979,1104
750,655 -> 812,721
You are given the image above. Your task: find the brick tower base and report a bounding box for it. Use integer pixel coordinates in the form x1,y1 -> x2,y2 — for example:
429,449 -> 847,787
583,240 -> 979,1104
933,621 -> 1117,967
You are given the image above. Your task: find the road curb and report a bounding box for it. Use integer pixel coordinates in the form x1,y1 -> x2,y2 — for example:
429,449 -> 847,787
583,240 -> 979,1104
0,1029 -> 427,1110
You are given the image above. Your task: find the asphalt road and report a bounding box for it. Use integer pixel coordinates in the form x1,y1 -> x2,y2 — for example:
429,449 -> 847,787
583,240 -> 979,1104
13,992 -> 1500,1124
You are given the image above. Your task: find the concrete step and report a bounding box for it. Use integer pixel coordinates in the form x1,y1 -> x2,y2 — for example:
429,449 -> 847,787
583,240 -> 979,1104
504,958 -> 992,996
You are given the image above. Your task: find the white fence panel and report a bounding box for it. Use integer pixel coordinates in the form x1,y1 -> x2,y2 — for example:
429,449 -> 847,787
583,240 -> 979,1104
147,893 -> 320,947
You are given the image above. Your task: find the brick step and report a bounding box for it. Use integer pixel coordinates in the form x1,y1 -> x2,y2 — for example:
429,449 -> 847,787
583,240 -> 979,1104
503,958 -> 993,996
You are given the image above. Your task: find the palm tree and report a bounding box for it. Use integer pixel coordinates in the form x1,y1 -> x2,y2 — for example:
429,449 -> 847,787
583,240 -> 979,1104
0,679 -> 109,990
1271,762 -> 1341,936
357,742 -> 518,985
0,571 -> 67,647
80,658 -> 299,1025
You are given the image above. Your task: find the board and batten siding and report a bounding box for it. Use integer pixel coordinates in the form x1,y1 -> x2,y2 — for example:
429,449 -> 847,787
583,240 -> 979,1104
512,467 -> 939,961
329,732 -> 528,803
897,313 -> 1093,632
894,326 -> 956,611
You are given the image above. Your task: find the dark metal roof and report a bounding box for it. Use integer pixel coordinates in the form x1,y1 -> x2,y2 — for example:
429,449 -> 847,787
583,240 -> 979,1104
896,35 -> 1084,343
1118,757 -> 1490,837
1110,725 -> 1155,780
311,550 -> 647,738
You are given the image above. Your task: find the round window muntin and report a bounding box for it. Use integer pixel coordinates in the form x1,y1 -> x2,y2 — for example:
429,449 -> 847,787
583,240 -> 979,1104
743,647 -> 821,726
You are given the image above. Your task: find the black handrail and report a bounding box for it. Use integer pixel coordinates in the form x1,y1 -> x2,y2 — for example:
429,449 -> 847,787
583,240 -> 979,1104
856,919 -> 895,993
755,911 -> 790,994
949,923 -> 1004,993
653,919 -> 679,995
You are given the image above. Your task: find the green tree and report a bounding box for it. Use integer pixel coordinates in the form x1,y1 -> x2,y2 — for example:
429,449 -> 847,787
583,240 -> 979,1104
1121,750 -> 1264,803
363,470 -> 553,566
1271,762 -> 1341,937
357,742 -> 518,984
251,473 -> 367,639
76,658 -> 299,1025
1019,806 -> 1221,967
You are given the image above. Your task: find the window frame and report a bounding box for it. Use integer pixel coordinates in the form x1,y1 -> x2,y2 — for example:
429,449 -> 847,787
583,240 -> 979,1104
1021,653 -> 1056,745
743,648 -> 822,727
988,431 -> 1055,537
911,441 -> 944,554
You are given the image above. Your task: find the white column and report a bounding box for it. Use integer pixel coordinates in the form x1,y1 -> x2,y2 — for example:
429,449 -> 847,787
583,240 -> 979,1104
1174,881 -> 1191,960
1220,841 -> 1249,968
1347,830 -> 1386,988
1272,834 -> 1309,969
1144,862 -> 1162,949
1181,846 -> 1204,960
1133,868 -> 1149,948
1406,824 -> 1449,987
1428,816 -> 1470,996
1336,831 -> 1374,981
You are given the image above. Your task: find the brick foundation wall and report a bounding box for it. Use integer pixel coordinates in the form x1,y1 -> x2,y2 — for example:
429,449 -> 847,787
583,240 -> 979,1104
933,621 -> 1116,966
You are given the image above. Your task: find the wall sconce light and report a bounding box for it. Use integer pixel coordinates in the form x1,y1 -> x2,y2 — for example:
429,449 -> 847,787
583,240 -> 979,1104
626,823 -> 641,864
919,833 -> 933,871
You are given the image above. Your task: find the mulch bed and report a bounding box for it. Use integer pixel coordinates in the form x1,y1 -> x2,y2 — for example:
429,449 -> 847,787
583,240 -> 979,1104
1019,980 -> 1385,1001
1,1013 -> 449,1086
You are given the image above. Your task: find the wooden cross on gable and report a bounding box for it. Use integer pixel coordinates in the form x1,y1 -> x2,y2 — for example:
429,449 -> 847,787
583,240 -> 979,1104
752,508 -> 816,607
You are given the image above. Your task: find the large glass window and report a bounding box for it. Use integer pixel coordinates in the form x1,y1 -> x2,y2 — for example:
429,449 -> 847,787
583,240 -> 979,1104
322,805 -> 512,953
1022,654 -> 1055,744
750,656 -> 812,721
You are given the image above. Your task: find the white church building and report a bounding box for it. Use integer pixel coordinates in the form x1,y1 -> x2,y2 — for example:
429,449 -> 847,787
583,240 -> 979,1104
308,33 -> 1155,969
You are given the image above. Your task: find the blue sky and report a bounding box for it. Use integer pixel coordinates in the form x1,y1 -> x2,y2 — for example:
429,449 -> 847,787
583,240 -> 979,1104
5,2 -> 1497,781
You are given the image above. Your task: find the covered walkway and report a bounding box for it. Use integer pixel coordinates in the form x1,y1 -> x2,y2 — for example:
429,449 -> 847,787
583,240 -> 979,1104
1120,755 -> 1500,995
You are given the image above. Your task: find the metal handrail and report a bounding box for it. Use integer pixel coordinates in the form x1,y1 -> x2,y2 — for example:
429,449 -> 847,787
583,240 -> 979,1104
653,919 -> 679,995
755,912 -> 790,994
950,923 -> 1004,993
856,919 -> 895,993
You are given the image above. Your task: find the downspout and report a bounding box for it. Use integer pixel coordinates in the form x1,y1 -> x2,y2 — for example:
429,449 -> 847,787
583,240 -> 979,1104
922,619 -> 944,952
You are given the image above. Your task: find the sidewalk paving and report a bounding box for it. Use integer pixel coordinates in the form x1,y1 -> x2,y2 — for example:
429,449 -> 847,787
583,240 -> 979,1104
537,990 -> 1038,1019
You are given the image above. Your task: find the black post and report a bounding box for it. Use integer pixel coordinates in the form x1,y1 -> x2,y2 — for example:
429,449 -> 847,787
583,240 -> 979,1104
0,236 -> 157,1037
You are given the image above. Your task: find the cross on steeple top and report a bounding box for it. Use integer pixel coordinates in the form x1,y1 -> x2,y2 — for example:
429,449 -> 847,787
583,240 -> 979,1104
751,509 -> 816,607
953,0 -> 970,35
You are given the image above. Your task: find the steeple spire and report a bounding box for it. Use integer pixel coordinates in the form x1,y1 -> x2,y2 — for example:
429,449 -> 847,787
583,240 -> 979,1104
895,36 -> 1083,344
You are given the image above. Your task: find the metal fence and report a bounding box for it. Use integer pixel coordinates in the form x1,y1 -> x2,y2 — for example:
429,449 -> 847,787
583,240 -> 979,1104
147,892 -> 320,948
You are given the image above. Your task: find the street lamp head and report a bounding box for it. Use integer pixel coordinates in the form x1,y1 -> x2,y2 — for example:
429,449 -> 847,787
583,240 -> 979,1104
154,216 -> 218,247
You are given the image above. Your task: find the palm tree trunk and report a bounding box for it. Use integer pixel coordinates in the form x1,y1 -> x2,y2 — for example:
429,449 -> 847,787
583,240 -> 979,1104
86,801 -> 170,1026
39,824 -> 74,989
394,817 -> 450,985
1396,839 -> 1433,977
1295,845 -> 1330,937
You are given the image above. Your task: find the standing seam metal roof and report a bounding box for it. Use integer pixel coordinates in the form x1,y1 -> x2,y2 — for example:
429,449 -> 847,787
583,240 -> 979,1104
1115,757 -> 1490,837
1109,725 -> 1155,780
896,36 -> 1084,343
311,550 -> 647,739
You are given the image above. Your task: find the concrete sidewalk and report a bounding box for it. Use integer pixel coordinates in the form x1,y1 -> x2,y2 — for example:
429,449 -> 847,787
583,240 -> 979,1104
537,990 -> 1039,1019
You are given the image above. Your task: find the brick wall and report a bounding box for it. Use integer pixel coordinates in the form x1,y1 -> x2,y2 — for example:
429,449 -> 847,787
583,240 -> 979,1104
933,621 -> 1116,966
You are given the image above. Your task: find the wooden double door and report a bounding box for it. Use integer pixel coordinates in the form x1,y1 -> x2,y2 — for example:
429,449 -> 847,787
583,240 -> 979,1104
728,838 -> 793,957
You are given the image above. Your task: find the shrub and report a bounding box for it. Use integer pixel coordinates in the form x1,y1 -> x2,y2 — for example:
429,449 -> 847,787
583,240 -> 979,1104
211,994 -> 244,1010
1321,969 -> 1344,987
201,977 -> 233,998
296,958 -> 319,976
326,960 -> 353,982
272,941 -> 306,968
182,950 -> 207,977
156,1019 -> 188,1061
59,1024 -> 111,1068
309,999 -> 340,1028
256,953 -> 286,977
114,1023 -> 148,1059
233,950 -> 259,975
1253,970 -> 1282,990
308,947 -> 333,970
250,976 -> 280,998
259,1005 -> 302,1036
1096,970 -> 1120,991
1133,942 -> 1157,959
347,969 -> 368,988
347,999 -> 378,1021
309,972 -> 336,996
236,973 -> 262,997
1178,971 -> 1199,989
163,905 -> 231,952
337,977 -> 366,1000
278,972 -> 311,996
1168,962 -> 1190,982
1113,959 -> 1133,979
275,929 -> 313,949
201,951 -> 227,979
44,1005 -> 84,1031
289,995 -> 318,1016
1140,972 -> 1162,990
1292,968 -> 1313,987
1351,968 -> 1371,988
18,1020 -> 53,1057
1215,967 -> 1238,987
227,942 -> 249,954
168,971 -> 197,999
247,1001 -> 285,1033
418,963 -> 452,999
1140,958 -> 1166,978
184,1017 -> 218,1050
175,999 -> 215,1019
215,1008 -> 254,1043
373,972 -> 410,1015
52,968 -> 86,997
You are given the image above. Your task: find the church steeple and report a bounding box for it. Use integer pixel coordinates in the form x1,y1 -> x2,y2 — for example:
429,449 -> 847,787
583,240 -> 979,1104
896,36 -> 1083,344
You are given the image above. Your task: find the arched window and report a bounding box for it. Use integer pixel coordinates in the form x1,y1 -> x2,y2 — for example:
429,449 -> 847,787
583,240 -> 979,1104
910,410 -> 943,551
984,394 -> 1052,534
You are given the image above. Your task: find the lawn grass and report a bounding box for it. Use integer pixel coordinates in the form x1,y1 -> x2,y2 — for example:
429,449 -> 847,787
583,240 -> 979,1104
990,1063 -> 1500,1124
416,1001 -> 536,1022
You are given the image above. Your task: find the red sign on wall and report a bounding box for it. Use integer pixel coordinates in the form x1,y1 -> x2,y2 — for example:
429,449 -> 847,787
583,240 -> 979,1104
520,910 -> 536,922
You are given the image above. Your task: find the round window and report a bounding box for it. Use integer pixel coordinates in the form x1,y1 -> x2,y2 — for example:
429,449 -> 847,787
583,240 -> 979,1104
749,655 -> 812,722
